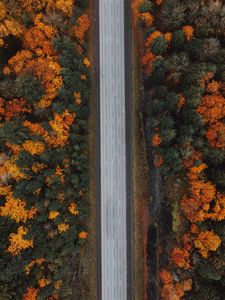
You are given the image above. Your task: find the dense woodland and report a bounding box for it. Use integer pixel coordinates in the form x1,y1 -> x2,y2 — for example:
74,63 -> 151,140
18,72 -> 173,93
136,0 -> 225,299
0,0 -> 90,299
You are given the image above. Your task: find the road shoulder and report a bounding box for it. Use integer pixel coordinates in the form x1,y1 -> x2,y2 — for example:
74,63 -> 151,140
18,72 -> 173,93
132,15 -> 150,300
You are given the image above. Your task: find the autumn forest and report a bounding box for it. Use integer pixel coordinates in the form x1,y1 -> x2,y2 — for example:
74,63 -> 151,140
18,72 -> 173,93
0,0 -> 90,299
0,0 -> 225,299
134,0 -> 225,299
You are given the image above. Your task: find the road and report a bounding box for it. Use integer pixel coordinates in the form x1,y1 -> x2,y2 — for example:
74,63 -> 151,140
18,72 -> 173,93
99,0 -> 127,299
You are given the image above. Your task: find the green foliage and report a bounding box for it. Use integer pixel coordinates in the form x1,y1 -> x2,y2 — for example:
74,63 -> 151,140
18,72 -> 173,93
197,260 -> 221,281
0,79 -> 17,99
76,0 -> 89,9
158,0 -> 186,31
15,72 -> 44,103
190,286 -> 221,300
151,35 -> 167,55
149,58 -> 165,85
170,30 -> 185,49
139,1 -> 153,13
165,52 -> 189,83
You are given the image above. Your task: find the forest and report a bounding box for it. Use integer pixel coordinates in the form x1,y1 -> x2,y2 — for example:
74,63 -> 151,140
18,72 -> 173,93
0,0 -> 91,299
135,0 -> 225,299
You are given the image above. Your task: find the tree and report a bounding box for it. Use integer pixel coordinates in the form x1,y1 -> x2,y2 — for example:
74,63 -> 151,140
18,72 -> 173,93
15,72 -> 44,103
194,231 -> 221,258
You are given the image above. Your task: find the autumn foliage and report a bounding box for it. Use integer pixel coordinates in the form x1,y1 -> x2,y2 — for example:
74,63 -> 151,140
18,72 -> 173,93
0,0 -> 90,298
194,230 -> 221,258
136,0 -> 225,299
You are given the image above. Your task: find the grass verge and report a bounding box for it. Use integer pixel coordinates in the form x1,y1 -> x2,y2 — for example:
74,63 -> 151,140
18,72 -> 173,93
132,25 -> 150,300
73,2 -> 97,298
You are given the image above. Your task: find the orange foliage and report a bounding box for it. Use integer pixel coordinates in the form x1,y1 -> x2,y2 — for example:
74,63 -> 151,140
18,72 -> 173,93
6,142 -> 21,155
0,192 -> 37,223
24,16 -> 55,52
38,277 -> 51,288
55,280 -> 62,290
182,25 -> 194,41
30,58 -> 63,109
0,156 -> 27,182
199,72 -> 214,88
160,269 -> 172,285
145,31 -> 162,47
24,111 -> 75,148
48,211 -> 59,220
46,110 -> 75,147
155,0 -> 164,5
187,163 -> 207,181
7,50 -> 33,74
74,92 -> 81,105
189,180 -> 216,204
183,150 -> 203,169
181,196 -> 204,223
20,0 -> 73,16
68,202 -> 79,216
83,57 -> 91,68
207,193 -> 225,221
182,161 -> 225,223
23,287 -> 39,300
182,233 -> 193,251
139,12 -> 154,27
6,14 -> 63,109
79,231 -> 88,239
0,98 -> 31,120
197,94 -> 225,123
141,50 -> 155,75
58,223 -> 69,233
207,121 -> 225,149
74,14 -> 90,43
0,15 -> 24,46
131,0 -> 144,24
160,269 -> 192,300
197,92 -> 225,151
164,32 -> 172,43
19,0 -> 50,12
177,94 -> 185,110
194,230 -> 221,258
190,224 -> 200,235
23,121 -> 46,136
153,153 -> 164,168
81,74 -> 87,81
182,163 -> 217,222
174,279 -> 193,299
55,165 -> 64,183
7,226 -> 34,256
171,247 -> 190,269
207,80 -> 221,94
55,0 -> 74,16
0,2 -> 6,20
22,140 -> 45,155
152,133 -> 161,147
25,258 -> 45,275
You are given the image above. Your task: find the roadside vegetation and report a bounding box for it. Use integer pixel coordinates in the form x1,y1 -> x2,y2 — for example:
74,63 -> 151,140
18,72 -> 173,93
0,0 -> 91,299
134,0 -> 225,299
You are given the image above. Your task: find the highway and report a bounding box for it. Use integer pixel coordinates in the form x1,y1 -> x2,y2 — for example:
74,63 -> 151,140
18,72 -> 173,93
99,0 -> 127,299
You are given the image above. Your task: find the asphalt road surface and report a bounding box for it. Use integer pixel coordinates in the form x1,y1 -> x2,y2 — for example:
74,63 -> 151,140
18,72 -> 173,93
99,0 -> 127,299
